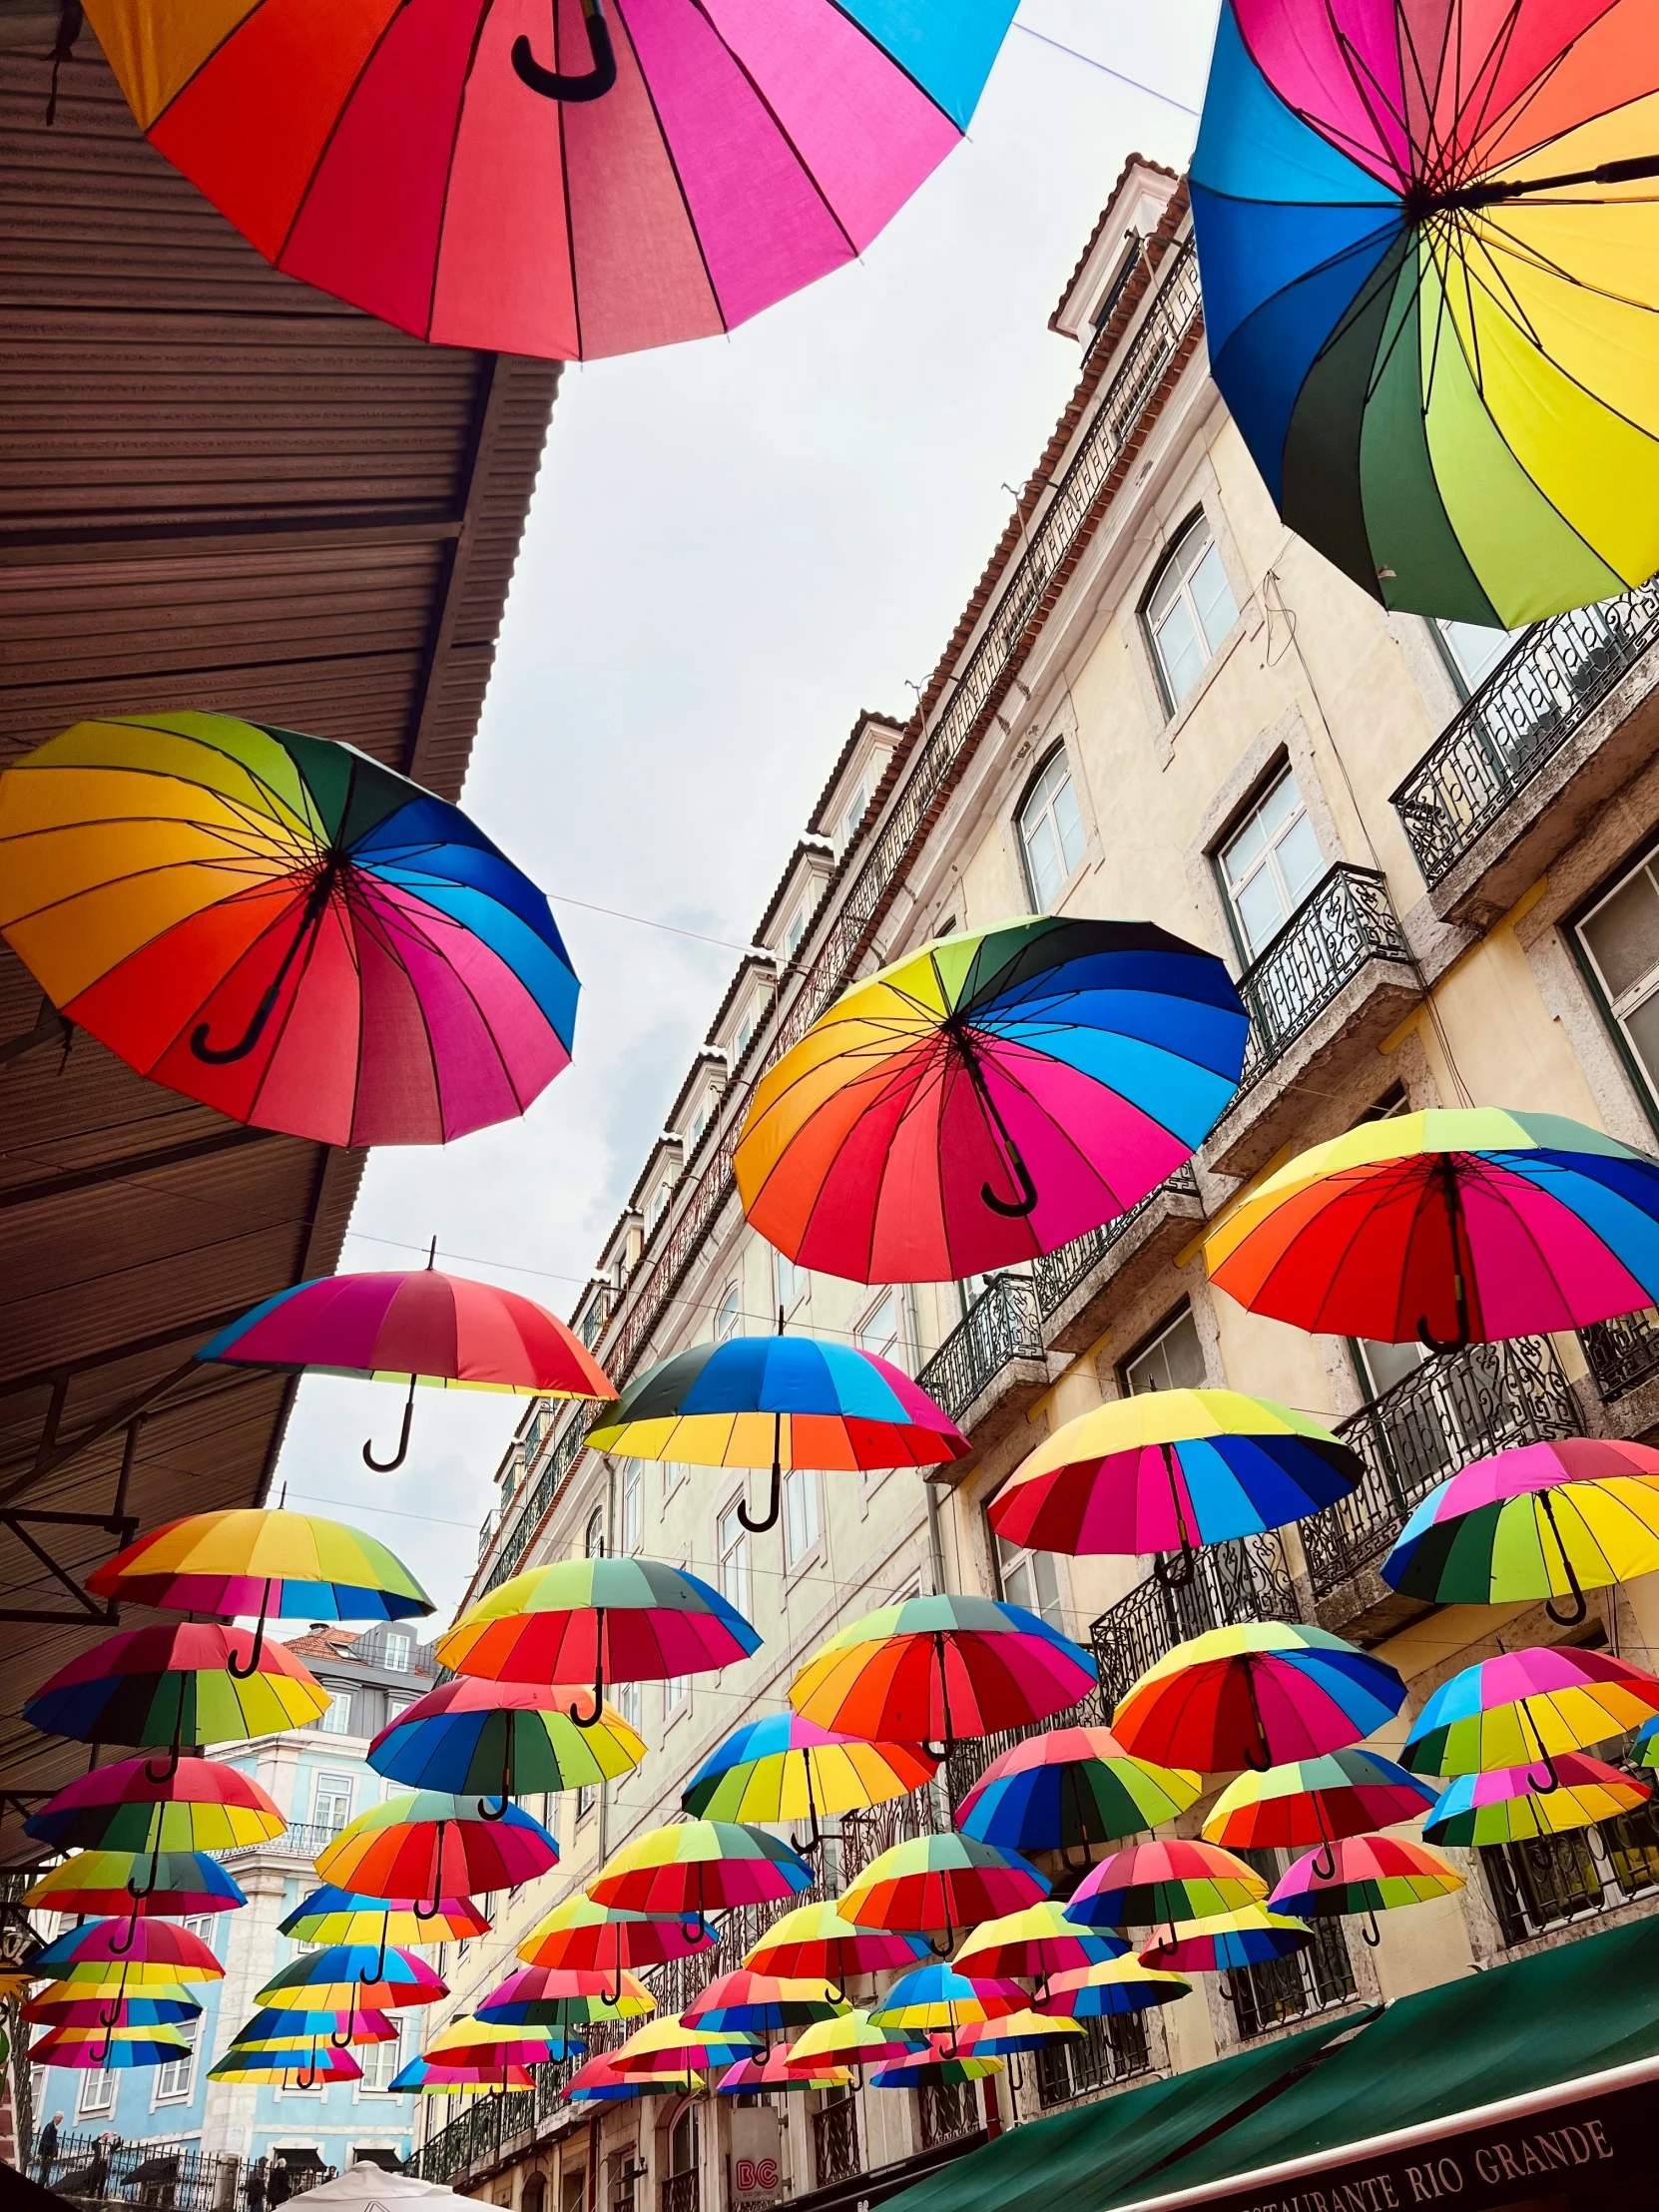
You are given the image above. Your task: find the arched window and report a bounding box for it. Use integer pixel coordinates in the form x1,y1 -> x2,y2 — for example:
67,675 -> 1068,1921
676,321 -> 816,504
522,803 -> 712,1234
585,1506 -> 606,1559
1144,513 -> 1238,711
1016,749 -> 1086,911
716,1283 -> 743,1341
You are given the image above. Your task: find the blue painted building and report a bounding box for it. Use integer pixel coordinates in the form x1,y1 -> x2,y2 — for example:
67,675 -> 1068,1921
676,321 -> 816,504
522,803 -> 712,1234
31,1626 -> 439,2196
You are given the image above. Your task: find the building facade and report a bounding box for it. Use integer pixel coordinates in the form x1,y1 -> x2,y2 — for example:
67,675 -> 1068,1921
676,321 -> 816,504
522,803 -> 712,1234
30,1628 -> 439,2201
411,156 -> 1659,2212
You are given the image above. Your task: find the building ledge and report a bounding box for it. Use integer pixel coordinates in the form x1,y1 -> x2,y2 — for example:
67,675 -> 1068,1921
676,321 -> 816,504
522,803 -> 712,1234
1033,1170 -> 1205,1356
916,1274 -> 1053,1472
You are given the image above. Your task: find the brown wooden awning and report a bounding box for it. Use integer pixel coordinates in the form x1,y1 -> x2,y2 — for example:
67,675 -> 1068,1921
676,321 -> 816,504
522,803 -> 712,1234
0,29 -> 560,1853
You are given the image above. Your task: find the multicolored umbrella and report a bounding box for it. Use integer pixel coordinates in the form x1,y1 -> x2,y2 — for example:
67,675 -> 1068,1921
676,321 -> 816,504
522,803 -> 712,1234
211,2045 -> 362,2086
23,1985 -> 202,2029
1205,1112 -> 1659,1354
954,1726 -> 1200,1855
952,1903 -> 1129,2002
1190,0 -> 1659,623
23,1623 -> 328,1777
0,714 -> 578,1147
1401,1646 -> 1659,1789
314,1791 -> 559,1912
561,2054 -> 656,2104
1423,1755 -> 1649,1844
200,1257 -> 614,1472
839,1834 -> 1047,1953
256,1944 -> 448,2015
226,2006 -> 399,2051
1112,1624 -> 1405,1774
516,1895 -> 716,1996
589,1334 -> 969,1534
23,1850 -> 245,1922
681,1714 -> 935,1852
781,2009 -> 922,2076
31,2026 -> 193,2070
789,1595 -> 1097,1758
608,2016 -> 759,2081
24,1759 -> 284,1902
439,1556 -> 760,1725
1063,1840 -> 1268,1934
424,2015 -> 582,2067
869,2051 -> 1004,2088
684,1972 -> 847,2035
1382,1439 -> 1659,1626
392,2056 -> 537,2095
942,2010 -> 1087,2056
587,1821 -> 812,1941
1139,1908 -> 1315,1975
28,1922 -> 223,1981
279,1886 -> 489,1951
85,1 -> 1018,362
1203,1750 -> 1441,1878
368,1677 -> 645,1816
737,918 -> 1249,1283
866,1963 -> 1027,2038
988,1391 -> 1359,1581
1632,1716 -> 1659,1771
719,2049 -> 851,2094
475,1963 -> 655,2028
85,1506 -> 432,1674
1270,1835 -> 1465,1946
740,1904 -> 927,1999
1037,1955 -> 1191,2019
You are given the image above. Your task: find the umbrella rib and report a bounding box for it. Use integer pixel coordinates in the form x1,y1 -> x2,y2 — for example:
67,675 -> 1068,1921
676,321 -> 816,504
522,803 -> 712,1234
613,6 -> 734,336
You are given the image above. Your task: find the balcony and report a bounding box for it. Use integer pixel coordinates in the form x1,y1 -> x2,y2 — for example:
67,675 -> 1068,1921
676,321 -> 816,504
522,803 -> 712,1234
1229,1921 -> 1357,2039
1207,866 -> 1418,1177
813,2098 -> 861,2189
1481,1799 -> 1659,1945
1308,1338 -> 1581,1639
1579,1307 -> 1659,1407
917,2080 -> 985,2153
1032,1166 -> 1205,1356
661,2178 -> 699,2212
218,1820 -> 342,1862
914,1272 -> 1049,1457
1090,1533 -> 1300,1713
1033,2012 -> 1151,2107
1392,583 -> 1659,924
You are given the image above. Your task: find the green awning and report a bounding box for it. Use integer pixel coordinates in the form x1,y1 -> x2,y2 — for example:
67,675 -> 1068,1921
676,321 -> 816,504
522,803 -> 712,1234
879,2012 -> 1364,2212
1099,1913 -> 1659,2209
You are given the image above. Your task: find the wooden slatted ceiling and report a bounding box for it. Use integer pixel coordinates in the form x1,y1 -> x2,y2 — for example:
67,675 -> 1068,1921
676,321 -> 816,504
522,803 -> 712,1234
0,33 -> 561,1850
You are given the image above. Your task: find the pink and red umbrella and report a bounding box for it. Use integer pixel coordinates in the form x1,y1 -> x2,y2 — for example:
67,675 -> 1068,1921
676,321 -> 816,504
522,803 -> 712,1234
199,1258 -> 613,1471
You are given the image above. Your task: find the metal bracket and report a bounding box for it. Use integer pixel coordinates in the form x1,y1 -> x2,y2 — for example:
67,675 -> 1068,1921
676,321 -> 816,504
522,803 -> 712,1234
0,1419 -> 140,1622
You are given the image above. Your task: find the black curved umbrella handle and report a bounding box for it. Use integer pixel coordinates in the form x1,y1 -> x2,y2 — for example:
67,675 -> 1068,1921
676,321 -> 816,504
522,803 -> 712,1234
572,1625 -> 606,1730
478,1725 -> 516,1822
512,0 -> 617,102
1540,1492 -> 1590,1627
1243,1661 -> 1274,1773
414,1824 -> 448,1920
1362,1908 -> 1382,1948
359,1916 -> 390,1985
295,2043 -> 319,2091
193,856 -> 339,1065
981,1147 -> 1038,1219
739,1453 -> 783,1536
145,1679 -> 189,1786
1217,1975 -> 1237,2005
227,1590 -> 271,1680
109,1898 -> 141,1955
330,2021 -> 353,2050
1311,1840 -> 1337,1883
1417,1157 -> 1472,1355
1526,1745 -> 1563,1797
364,1375 -> 416,1472
1153,1539 -> 1198,1591
789,1753 -> 824,1858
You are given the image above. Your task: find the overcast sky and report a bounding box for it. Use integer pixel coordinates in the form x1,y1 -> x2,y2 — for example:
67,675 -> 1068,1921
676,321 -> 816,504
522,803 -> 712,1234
275,0 -> 1217,1625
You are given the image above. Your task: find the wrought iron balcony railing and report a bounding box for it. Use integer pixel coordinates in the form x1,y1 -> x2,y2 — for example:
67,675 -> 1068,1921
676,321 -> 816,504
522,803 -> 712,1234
914,1271 -> 1045,1428
1305,1338 -> 1581,1601
1229,1919 -> 1357,2039
218,1820 -> 342,1862
1031,1165 -> 1202,1321
1579,1307 -> 1659,1402
813,2097 -> 862,2188
1481,1797 -> 1659,1945
917,2079 -> 983,2151
1033,2011 -> 1151,2107
1392,583 -> 1659,889
1090,1534 -> 1299,1713
409,2057 -> 579,2182
1233,865 -> 1411,1095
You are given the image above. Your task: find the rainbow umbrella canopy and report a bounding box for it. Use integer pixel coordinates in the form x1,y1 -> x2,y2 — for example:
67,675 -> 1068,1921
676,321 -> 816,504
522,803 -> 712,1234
952,1902 -> 1130,1998
740,1905 -> 927,1997
1112,1624 -> 1406,1774
1401,1646 -> 1659,1785
368,1677 -> 645,1815
988,1391 -> 1360,1581
32,2027 -> 194,2071
1205,1112 -> 1659,1354
23,1851 -> 245,1922
839,1834 -> 1048,1952
1270,1834 -> 1465,1946
476,1963 -> 655,2028
315,1791 -> 559,1909
683,1971 -> 847,2035
1064,1840 -> 1268,1933
83,1 -> 1018,362
200,1258 -> 614,1471
1382,1438 -> 1659,1625
954,1726 -> 1200,1855
24,1757 -> 283,1875
0,715 -> 578,1146
588,1821 -> 813,1941
1139,1907 -> 1314,1974
1203,1750 -> 1441,1872
517,1896 -> 716,1983
1038,1955 -> 1192,2019
736,917 -> 1249,1284
681,1714 -> 936,1852
1191,0 -> 1659,624
588,1334 -> 969,1533
1424,1755 -> 1649,1843
280,1886 -> 489,1951
789,1595 -> 1097,1758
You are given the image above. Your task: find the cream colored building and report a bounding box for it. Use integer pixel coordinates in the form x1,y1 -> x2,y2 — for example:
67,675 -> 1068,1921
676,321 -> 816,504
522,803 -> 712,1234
414,157 -> 1659,2212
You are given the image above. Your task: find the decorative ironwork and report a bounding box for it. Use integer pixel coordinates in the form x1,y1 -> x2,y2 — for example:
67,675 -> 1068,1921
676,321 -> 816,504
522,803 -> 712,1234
1480,1798 -> 1659,1945
476,1409 -> 595,1600
1031,1166 -> 1202,1321
661,2175 -> 699,2212
917,2080 -> 983,2152
31,2132 -> 249,2210
813,2096 -> 862,2187
1229,1920 -> 1356,2040
1234,866 -> 1410,1094
914,1273 -> 1045,1428
1306,1338 -> 1581,1601
1579,1307 -> 1659,1401
1392,584 -> 1659,888
1090,1535 -> 1299,1712
218,1820 -> 343,1862
1033,2012 -> 1151,2107
942,1694 -> 1103,1813
409,2056 -> 584,2182
837,1785 -> 947,1895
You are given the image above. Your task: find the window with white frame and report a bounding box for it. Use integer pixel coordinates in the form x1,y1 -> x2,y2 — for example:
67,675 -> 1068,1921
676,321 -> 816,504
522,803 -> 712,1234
78,2067 -> 117,2119
382,1630 -> 412,1674
993,1529 -> 1064,1630
1144,513 -> 1239,711
1017,749 -> 1087,911
775,1249 -> 809,1320
855,1289 -> 903,1372
317,1687 -> 353,1736
620,1462 -> 643,1556
1435,618 -> 1524,696
1123,1308 -> 1207,1395
663,1664 -> 691,1721
786,905 -> 809,958
575,1782 -> 597,1825
585,1506 -> 606,1559
783,1465 -> 822,1568
716,1283 -> 743,1342
718,1498 -> 752,1619
313,1772 -> 354,1835
386,1694 -> 417,1723
357,2023 -> 403,2094
614,1678 -> 642,1734
691,1104 -> 708,1144
736,1014 -> 753,1059
646,1179 -> 673,1233
1578,850 -> 1659,1118
1217,769 -> 1325,962
152,2017 -> 200,2104
840,780 -> 868,850
182,1914 -> 219,1949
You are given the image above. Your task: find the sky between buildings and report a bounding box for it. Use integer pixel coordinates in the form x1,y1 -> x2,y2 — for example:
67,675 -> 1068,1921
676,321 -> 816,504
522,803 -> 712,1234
274,0 -> 1216,1621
